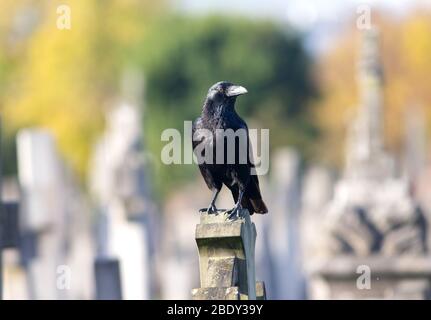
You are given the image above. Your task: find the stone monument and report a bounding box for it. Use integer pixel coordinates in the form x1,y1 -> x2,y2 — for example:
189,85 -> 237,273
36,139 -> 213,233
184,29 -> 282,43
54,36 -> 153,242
192,209 -> 266,300
264,148 -> 305,299
311,29 -> 430,299
89,70 -> 159,300
16,129 -> 94,299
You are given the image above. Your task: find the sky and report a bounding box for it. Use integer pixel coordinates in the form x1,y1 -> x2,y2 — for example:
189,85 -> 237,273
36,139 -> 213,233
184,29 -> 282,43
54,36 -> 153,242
172,0 -> 431,54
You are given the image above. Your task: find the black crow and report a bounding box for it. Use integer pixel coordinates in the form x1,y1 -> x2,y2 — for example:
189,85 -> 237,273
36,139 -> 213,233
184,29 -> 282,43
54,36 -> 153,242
192,81 -> 268,219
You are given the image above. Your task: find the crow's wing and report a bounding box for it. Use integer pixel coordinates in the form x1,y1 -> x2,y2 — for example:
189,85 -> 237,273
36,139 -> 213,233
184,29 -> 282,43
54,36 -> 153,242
244,174 -> 268,214
227,171 -> 267,215
192,117 -> 222,191
227,114 -> 268,214
244,125 -> 268,214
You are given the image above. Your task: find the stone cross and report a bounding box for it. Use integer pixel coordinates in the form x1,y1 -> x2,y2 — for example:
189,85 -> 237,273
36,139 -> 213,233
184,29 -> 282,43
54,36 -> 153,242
192,209 -> 266,300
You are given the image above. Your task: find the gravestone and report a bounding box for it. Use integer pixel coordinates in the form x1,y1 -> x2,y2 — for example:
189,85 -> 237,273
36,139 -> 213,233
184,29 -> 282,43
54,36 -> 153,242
159,187 -> 201,299
17,130 -> 62,232
0,123 -> 20,299
301,165 -> 333,296
1,202 -> 20,249
94,257 -> 123,300
0,200 -> 23,299
16,129 -> 94,299
16,130 -> 63,299
192,210 -> 265,300
19,231 -> 38,267
89,93 -> 158,299
266,148 -> 305,299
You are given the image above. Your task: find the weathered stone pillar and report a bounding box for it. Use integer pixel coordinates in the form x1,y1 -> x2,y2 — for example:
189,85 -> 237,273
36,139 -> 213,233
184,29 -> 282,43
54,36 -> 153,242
192,209 -> 265,300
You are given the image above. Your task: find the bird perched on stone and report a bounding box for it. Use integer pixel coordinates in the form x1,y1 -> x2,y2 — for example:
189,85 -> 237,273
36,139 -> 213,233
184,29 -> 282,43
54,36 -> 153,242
192,81 -> 268,219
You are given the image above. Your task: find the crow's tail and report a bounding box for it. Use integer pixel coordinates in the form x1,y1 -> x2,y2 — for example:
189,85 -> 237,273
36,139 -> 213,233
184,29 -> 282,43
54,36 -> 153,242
250,198 -> 268,214
242,197 -> 268,215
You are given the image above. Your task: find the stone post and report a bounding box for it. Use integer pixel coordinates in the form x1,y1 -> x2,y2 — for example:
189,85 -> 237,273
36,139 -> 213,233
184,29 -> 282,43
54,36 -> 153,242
192,209 -> 266,300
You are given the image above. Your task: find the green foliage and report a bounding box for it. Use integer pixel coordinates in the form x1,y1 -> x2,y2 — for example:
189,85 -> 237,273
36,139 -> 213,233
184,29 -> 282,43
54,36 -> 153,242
135,16 -> 319,196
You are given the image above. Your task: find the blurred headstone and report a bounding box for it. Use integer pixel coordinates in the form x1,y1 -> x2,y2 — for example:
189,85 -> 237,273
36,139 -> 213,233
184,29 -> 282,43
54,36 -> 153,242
94,257 -> 122,300
17,129 -> 94,299
263,148 -> 305,299
17,130 -> 63,299
1,177 -> 28,299
17,131 -> 61,231
1,202 -> 19,249
300,166 -> 333,288
19,231 -> 38,267
159,186 -> 200,299
403,105 -> 426,185
0,124 -> 21,299
89,71 -> 159,300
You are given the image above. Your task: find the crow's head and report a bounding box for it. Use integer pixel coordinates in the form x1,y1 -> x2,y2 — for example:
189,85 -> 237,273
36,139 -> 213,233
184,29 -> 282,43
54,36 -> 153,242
206,81 -> 248,105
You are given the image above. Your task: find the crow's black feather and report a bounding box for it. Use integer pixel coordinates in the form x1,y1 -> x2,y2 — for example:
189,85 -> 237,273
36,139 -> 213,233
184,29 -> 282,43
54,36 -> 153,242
192,81 -> 268,216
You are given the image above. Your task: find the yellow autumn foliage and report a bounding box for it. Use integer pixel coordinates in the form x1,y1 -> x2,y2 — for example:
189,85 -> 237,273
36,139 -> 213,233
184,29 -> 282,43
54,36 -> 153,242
1,0 -> 162,179
314,11 -> 431,167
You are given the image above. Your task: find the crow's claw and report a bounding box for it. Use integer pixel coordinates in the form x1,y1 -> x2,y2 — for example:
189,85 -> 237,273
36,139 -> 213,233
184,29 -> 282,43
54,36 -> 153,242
199,204 -> 218,214
226,206 -> 243,220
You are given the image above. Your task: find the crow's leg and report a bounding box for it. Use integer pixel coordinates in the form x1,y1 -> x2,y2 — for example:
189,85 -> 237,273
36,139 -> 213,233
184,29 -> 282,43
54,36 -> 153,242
227,188 -> 244,220
199,188 -> 220,214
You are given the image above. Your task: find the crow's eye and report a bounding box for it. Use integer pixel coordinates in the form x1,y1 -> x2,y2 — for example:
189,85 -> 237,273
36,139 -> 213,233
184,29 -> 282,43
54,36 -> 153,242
217,87 -> 224,93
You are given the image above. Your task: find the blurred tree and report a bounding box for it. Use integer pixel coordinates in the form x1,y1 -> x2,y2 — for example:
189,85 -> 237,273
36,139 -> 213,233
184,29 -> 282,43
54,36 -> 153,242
135,16 -> 318,195
314,11 -> 431,168
0,4 -> 317,198
0,0 -> 164,178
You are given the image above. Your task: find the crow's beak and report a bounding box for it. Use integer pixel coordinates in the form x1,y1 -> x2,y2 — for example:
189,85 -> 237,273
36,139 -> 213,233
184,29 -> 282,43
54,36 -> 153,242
226,85 -> 248,97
